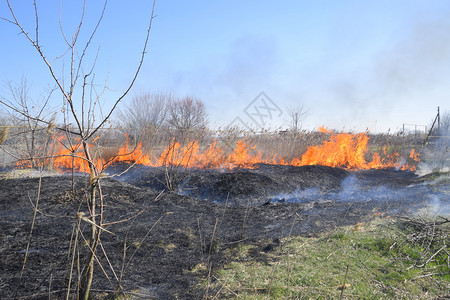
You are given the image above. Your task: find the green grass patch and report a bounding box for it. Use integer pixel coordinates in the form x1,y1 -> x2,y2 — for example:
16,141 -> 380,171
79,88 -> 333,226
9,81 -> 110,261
205,218 -> 449,299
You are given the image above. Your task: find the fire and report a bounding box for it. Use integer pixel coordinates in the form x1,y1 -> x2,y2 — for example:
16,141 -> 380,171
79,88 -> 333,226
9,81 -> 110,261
113,137 -> 153,166
318,126 -> 332,134
16,128 -> 420,172
51,136 -> 106,173
154,139 -> 272,169
291,131 -> 411,170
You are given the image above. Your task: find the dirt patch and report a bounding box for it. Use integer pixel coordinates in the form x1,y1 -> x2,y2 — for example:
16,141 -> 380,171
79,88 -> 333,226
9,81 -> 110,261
0,165 -> 446,299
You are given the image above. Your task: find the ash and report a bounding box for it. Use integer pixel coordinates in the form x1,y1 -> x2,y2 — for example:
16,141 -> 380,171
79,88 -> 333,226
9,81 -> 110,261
1,164 -> 448,299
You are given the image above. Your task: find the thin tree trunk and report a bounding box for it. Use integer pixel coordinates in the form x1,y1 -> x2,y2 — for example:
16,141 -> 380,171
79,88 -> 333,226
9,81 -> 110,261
80,143 -> 101,300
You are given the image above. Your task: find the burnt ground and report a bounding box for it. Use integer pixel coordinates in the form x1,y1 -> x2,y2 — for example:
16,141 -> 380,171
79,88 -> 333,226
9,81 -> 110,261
0,164 -> 448,299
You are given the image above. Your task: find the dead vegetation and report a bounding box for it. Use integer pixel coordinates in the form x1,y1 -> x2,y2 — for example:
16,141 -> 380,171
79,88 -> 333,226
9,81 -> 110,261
0,164 -> 448,299
395,216 -> 449,274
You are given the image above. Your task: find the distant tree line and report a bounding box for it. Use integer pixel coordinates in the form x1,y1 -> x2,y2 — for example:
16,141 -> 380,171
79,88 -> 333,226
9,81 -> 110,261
116,92 -> 208,143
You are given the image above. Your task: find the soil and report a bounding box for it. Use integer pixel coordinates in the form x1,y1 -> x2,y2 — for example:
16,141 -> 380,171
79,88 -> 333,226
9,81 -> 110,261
0,164 -> 447,299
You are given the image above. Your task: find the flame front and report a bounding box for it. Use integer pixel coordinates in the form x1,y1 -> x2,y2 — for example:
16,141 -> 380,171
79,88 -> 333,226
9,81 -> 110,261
293,132 -> 389,169
17,129 -> 419,172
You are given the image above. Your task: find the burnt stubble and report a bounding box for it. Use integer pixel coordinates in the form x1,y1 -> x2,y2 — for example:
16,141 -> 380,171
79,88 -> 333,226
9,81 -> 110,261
0,164 -> 446,299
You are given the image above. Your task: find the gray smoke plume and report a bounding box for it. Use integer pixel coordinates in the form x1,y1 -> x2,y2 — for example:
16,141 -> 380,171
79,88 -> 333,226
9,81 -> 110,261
417,111 -> 450,174
324,15 -> 450,131
270,174 -> 450,217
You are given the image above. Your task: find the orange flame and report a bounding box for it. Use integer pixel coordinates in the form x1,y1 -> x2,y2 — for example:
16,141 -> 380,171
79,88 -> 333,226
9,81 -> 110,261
292,131 -> 402,170
318,126 -> 332,134
16,128 -> 420,172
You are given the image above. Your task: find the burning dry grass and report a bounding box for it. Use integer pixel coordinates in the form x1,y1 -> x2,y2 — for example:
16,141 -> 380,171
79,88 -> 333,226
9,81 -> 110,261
9,128 -> 422,173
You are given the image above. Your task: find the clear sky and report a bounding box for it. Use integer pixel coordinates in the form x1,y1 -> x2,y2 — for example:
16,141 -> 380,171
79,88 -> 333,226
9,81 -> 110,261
1,1 -> 450,133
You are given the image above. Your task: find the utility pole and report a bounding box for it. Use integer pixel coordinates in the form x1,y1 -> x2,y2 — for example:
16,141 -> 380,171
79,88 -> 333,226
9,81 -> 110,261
437,106 -> 440,133
425,106 -> 441,145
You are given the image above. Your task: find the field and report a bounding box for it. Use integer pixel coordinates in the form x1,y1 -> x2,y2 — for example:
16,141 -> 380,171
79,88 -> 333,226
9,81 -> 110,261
0,130 -> 449,299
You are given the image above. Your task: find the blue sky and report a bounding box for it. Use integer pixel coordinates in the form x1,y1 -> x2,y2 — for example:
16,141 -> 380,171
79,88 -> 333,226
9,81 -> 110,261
1,1 -> 450,133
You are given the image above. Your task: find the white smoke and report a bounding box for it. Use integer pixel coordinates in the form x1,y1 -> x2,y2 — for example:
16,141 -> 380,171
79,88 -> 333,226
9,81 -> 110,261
270,174 -> 450,217
417,111 -> 450,175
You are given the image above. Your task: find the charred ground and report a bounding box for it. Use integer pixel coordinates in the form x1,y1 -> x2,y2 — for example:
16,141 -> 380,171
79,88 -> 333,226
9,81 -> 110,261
0,164 -> 447,299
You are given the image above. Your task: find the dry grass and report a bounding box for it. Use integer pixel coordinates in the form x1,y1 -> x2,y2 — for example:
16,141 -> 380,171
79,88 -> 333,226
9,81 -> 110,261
0,127 -> 8,145
1,127 -> 426,170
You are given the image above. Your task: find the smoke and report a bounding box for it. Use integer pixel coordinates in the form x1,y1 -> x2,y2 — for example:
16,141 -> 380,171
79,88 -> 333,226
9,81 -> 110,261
417,148 -> 450,175
374,19 -> 450,93
417,111 -> 450,175
216,35 -> 279,95
321,14 -> 450,132
160,34 -> 280,126
270,174 -> 449,217
147,6 -> 450,132
427,194 -> 450,216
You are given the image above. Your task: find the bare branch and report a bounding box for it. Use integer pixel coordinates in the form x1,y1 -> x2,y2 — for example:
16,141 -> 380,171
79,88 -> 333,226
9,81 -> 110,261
58,0 -> 70,47
4,0 -> 83,133
73,1 -> 106,95
33,0 -> 38,45
286,104 -> 309,133
0,16 -> 16,25
2,1 -> 159,297
88,0 -> 157,139
117,92 -> 171,134
167,96 -> 208,131
0,98 -> 78,135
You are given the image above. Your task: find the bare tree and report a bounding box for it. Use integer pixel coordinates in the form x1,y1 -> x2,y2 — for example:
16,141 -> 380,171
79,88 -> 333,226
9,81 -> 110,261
0,107 -> 9,145
0,78 -> 56,168
439,110 -> 450,136
117,92 -> 171,142
1,1 -> 156,298
0,109 -> 8,149
167,96 -> 207,133
286,104 -> 309,133
0,106 -> 8,123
